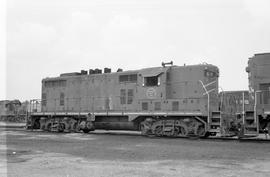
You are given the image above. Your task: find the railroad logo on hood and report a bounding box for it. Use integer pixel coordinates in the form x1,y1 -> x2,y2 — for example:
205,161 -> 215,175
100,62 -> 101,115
146,88 -> 157,99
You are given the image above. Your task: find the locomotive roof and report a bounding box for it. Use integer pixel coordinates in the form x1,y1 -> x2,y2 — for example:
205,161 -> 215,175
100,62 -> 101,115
248,53 -> 270,66
42,63 -> 218,81
254,53 -> 270,56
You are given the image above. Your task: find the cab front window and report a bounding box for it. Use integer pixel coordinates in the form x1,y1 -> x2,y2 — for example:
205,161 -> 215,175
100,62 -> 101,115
204,70 -> 218,78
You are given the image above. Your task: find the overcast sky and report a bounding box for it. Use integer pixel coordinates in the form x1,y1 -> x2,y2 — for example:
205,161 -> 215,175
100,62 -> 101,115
3,0 -> 270,101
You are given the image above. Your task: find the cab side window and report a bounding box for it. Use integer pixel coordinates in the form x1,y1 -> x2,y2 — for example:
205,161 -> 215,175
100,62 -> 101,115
42,93 -> 46,106
143,76 -> 160,87
60,92 -> 65,106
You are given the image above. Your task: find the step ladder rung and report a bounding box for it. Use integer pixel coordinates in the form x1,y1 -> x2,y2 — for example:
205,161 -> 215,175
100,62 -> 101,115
245,117 -> 255,120
211,116 -> 221,118
163,127 -> 173,132
209,129 -> 220,133
245,111 -> 254,113
244,132 -> 258,135
211,117 -> 221,120
211,122 -> 221,126
245,112 -> 254,116
245,125 -> 257,128
211,120 -> 221,123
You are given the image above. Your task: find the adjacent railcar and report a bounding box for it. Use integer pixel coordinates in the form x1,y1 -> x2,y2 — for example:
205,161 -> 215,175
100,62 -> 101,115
246,53 -> 270,131
28,62 -> 222,137
222,53 -> 270,136
0,100 -> 22,121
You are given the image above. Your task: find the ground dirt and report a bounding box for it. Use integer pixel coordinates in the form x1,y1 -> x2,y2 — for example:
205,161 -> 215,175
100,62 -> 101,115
0,125 -> 270,177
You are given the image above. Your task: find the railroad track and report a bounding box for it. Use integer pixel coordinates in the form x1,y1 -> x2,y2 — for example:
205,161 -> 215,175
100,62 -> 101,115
23,129 -> 270,143
2,123 -> 269,142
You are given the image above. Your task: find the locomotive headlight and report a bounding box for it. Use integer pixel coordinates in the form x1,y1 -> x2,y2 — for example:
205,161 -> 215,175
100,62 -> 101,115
246,67 -> 250,73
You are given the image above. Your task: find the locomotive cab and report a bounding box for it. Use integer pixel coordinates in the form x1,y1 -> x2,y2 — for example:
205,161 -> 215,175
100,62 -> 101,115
137,67 -> 168,111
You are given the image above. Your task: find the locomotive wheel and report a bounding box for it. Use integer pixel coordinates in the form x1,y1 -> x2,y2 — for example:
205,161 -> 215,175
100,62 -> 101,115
140,124 -> 147,135
63,119 -> 71,132
58,123 -> 65,133
267,122 -> 270,131
33,120 -> 40,129
71,122 -> 79,132
40,124 -> 46,130
39,118 -> 46,130
195,125 -> 206,137
154,126 -> 163,136
177,125 -> 188,137
82,129 -> 90,133
46,123 -> 52,132
140,124 -> 152,136
86,121 -> 95,131
203,132 -> 211,138
140,120 -> 153,136
173,127 -> 180,137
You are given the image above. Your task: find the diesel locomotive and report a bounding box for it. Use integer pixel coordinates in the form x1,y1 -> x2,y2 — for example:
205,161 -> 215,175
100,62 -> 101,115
246,53 -> 270,130
27,53 -> 270,138
219,53 -> 270,136
27,62 -> 224,137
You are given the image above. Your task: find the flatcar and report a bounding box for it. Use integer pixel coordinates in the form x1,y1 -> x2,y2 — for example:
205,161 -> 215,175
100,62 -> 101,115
27,62 -> 225,137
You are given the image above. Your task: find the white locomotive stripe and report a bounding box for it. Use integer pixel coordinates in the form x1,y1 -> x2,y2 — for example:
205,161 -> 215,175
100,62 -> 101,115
30,111 -> 203,116
264,111 -> 270,115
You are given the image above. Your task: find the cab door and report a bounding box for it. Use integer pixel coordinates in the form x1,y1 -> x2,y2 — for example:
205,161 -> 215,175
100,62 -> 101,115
137,68 -> 168,111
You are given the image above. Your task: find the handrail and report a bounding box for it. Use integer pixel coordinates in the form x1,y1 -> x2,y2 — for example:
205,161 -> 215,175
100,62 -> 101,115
219,87 -> 224,130
254,90 -> 262,125
199,80 -> 217,124
204,80 -> 217,87
242,91 -> 245,125
254,90 -> 263,135
29,96 -> 133,114
219,87 -> 224,112
199,80 -> 210,124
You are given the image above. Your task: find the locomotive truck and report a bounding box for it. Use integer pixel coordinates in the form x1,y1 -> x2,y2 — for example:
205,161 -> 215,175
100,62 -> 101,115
27,62 -> 226,137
